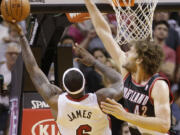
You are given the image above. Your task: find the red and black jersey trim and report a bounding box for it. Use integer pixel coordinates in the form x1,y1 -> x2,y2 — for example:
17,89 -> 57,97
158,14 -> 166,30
148,77 -> 174,105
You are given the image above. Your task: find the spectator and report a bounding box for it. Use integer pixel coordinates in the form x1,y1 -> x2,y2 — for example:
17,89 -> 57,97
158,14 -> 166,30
80,29 -> 96,50
3,23 -> 21,44
87,22 -> 117,52
0,42 -> 20,135
0,21 -> 9,63
87,35 -> 105,52
67,24 -> 84,44
59,35 -> 80,68
77,20 -> 94,32
91,48 -> 108,65
0,43 -> 20,89
169,12 -> 180,27
153,21 -> 176,80
0,22 -> 21,64
154,12 -> 180,83
171,88 -> 180,135
59,35 -> 75,47
154,12 -> 180,51
107,14 -> 117,26
78,22 -> 117,52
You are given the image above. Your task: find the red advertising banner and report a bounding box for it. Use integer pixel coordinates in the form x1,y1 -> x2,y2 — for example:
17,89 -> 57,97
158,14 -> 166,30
22,109 -> 60,135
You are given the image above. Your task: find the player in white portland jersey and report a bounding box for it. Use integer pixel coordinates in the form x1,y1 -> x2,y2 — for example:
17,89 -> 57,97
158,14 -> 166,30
57,92 -> 111,135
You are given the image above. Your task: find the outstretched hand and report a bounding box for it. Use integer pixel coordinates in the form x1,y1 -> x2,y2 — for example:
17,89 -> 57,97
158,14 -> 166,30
101,98 -> 127,121
73,43 -> 96,67
7,20 -> 24,36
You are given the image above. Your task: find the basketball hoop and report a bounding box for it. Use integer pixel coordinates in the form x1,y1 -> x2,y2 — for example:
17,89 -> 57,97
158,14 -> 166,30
112,0 -> 135,7
111,0 -> 158,45
66,12 -> 107,23
66,13 -> 90,23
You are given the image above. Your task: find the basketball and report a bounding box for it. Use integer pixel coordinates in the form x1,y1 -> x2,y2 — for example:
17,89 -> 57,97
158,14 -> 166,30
1,0 -> 30,22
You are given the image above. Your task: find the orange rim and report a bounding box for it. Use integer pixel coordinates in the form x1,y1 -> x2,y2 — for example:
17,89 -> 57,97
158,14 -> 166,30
66,13 -> 90,23
112,0 -> 135,7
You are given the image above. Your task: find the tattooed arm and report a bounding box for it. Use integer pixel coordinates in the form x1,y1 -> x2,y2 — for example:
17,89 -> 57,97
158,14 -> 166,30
13,23 -> 63,111
74,44 -> 123,102
93,59 -> 124,101
84,0 -> 128,78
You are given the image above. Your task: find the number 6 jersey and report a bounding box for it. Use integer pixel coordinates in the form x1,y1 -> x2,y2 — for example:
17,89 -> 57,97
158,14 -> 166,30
56,93 -> 111,135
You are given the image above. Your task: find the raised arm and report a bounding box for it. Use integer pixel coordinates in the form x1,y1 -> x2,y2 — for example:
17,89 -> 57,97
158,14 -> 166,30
12,23 -> 62,111
84,0 -> 128,77
74,44 -> 123,102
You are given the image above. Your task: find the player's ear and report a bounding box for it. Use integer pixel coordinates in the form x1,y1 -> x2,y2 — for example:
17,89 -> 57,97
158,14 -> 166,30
136,58 -> 143,64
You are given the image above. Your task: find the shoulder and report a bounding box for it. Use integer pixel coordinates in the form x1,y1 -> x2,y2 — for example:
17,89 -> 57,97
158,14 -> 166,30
47,84 -> 64,103
151,80 -> 169,101
153,80 -> 169,90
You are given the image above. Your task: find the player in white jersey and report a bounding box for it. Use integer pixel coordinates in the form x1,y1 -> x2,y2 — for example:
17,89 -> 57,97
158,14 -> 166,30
57,80 -> 111,134
11,23 -> 124,135
55,44 -> 124,135
56,68 -> 112,135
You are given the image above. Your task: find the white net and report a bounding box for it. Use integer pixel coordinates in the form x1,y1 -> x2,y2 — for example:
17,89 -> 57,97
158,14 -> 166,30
110,0 -> 158,45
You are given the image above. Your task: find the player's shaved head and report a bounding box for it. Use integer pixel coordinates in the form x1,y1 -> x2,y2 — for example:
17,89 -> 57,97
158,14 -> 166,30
63,68 -> 85,94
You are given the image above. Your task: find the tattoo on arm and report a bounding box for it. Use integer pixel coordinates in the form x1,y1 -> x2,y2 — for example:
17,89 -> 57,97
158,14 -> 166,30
93,59 -> 122,84
94,60 -> 124,101
19,36 -> 62,103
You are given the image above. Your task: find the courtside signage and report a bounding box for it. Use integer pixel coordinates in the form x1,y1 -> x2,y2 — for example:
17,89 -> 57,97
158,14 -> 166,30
22,109 -> 60,135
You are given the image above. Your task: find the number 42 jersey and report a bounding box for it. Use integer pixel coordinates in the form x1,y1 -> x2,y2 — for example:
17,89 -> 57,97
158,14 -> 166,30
123,73 -> 173,135
56,93 -> 111,135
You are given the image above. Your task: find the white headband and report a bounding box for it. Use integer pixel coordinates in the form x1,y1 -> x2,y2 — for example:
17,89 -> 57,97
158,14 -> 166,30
62,68 -> 85,95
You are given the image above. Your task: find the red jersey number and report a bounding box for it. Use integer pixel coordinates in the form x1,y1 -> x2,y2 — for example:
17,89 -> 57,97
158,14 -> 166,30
76,124 -> 92,135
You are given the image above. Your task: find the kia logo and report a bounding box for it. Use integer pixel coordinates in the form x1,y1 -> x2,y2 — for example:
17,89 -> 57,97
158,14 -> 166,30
32,119 -> 60,135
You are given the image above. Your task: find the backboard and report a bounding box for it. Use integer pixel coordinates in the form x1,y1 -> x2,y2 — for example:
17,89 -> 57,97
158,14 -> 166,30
30,0 -> 180,14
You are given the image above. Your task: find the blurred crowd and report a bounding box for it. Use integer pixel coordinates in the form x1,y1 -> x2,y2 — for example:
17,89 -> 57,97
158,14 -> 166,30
1,11 -> 180,135
0,18 -> 22,135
